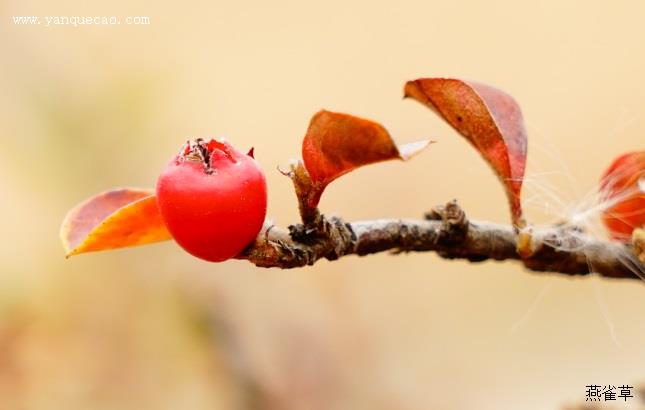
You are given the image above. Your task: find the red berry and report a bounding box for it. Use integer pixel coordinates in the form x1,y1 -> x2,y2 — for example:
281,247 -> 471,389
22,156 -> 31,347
156,138 -> 267,262
599,151 -> 645,241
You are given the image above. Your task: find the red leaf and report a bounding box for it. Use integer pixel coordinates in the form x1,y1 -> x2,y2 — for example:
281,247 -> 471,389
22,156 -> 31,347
60,188 -> 171,256
599,151 -> 645,241
405,78 -> 527,226
302,110 -> 431,207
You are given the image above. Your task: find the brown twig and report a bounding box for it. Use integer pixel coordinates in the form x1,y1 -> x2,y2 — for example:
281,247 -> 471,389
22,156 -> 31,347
242,200 -> 643,280
241,161 -> 644,280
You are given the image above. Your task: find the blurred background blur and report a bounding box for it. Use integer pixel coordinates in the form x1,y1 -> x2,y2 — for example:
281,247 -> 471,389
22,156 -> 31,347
2,0 -> 645,409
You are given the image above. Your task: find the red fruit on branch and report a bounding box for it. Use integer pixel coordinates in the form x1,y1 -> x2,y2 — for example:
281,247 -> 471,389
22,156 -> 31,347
156,138 -> 267,262
599,151 -> 645,241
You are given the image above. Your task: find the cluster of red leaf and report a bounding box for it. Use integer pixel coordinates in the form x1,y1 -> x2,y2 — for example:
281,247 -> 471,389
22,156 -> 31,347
60,78 -> 643,263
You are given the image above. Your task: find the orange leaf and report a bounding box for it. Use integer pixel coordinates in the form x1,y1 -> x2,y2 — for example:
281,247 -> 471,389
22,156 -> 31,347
302,110 -> 431,207
60,188 -> 171,256
405,78 -> 527,227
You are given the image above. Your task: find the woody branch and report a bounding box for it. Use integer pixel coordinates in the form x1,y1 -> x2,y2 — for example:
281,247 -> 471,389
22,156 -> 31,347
242,163 -> 644,280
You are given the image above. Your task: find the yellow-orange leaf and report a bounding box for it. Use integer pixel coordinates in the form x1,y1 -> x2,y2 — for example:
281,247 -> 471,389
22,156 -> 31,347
60,188 -> 171,256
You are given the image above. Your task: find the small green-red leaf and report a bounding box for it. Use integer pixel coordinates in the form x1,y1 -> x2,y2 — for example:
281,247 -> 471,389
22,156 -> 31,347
60,188 -> 171,256
405,78 -> 527,227
302,110 -> 430,207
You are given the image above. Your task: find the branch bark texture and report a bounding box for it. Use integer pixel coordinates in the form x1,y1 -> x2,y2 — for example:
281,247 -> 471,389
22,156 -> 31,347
241,162 -> 643,280
243,201 -> 643,280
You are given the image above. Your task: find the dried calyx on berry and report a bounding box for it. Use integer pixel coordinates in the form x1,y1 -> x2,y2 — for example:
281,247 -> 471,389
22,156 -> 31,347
178,138 -> 243,174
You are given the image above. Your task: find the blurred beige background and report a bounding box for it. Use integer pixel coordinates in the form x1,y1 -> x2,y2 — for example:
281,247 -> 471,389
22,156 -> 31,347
2,0 -> 645,409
